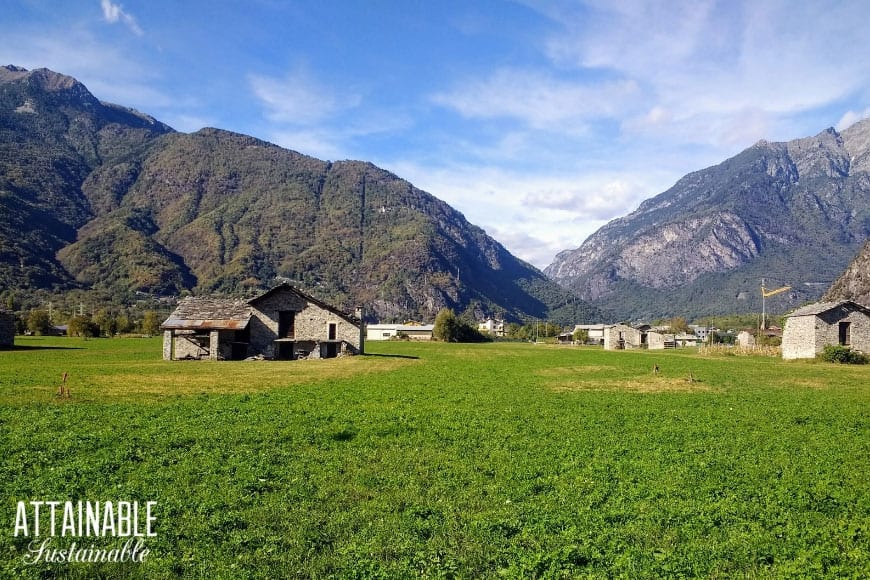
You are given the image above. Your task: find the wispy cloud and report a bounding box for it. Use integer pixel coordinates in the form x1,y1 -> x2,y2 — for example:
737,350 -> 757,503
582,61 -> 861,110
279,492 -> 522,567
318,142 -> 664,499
249,68 -> 361,125
432,68 -> 640,132
837,109 -> 870,131
538,0 -> 870,145
100,0 -> 143,36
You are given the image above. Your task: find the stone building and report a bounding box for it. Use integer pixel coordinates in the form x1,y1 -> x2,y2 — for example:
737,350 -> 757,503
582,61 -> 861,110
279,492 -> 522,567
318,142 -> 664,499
161,284 -> 364,360
0,310 -> 15,347
647,331 -> 675,350
781,300 -> 870,360
603,323 -> 644,350
736,330 -> 756,347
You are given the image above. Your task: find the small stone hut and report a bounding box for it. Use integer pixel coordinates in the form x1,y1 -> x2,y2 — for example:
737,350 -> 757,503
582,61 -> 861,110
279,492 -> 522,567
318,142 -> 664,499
0,310 -> 15,347
161,284 -> 364,360
736,330 -> 756,347
603,323 -> 644,350
781,300 -> 870,360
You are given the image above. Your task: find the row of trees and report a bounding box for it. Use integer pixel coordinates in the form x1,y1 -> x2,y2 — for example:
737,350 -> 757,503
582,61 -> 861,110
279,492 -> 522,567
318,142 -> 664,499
20,309 -> 162,337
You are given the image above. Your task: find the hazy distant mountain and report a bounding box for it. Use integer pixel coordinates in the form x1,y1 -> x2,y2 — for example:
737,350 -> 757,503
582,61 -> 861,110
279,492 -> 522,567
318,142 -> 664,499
545,120 -> 870,320
0,65 -> 598,323
823,240 -> 870,306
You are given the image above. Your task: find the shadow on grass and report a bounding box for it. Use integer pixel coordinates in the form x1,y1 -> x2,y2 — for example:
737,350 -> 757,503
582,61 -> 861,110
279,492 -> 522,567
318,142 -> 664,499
363,353 -> 420,360
3,345 -> 85,351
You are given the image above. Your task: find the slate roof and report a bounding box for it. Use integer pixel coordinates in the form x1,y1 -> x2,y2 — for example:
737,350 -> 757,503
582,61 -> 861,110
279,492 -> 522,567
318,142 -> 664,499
249,283 -> 361,325
786,300 -> 870,318
160,283 -> 360,330
161,297 -> 252,330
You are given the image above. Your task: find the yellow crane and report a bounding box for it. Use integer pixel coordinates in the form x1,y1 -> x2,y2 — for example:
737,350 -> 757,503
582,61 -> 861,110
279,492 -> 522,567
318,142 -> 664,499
761,278 -> 791,330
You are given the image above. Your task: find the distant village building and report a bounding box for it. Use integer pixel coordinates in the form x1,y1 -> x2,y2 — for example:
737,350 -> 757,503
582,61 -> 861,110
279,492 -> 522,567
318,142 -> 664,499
646,331 -> 672,350
478,318 -> 505,337
572,324 -> 605,345
736,330 -> 756,347
782,300 -> 870,360
674,333 -> 701,347
0,310 -> 15,347
366,323 -> 434,341
161,284 -> 363,361
603,324 -> 643,350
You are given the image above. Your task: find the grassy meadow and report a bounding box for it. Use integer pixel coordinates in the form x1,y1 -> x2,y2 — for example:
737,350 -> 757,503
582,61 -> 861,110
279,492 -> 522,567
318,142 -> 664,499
1,336 -> 868,578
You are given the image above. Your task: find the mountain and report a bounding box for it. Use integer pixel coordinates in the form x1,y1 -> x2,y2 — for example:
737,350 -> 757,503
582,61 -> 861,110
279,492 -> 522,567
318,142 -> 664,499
823,240 -> 870,306
545,120 -> 870,320
0,65 -> 598,324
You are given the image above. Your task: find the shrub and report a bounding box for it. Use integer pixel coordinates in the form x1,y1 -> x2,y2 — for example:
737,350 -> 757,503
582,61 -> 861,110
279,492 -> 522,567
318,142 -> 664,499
820,344 -> 869,364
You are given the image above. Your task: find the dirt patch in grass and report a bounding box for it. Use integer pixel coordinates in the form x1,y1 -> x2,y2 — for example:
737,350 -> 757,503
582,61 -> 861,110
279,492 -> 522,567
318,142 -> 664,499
25,356 -> 417,402
535,365 -> 618,377
547,375 -> 720,394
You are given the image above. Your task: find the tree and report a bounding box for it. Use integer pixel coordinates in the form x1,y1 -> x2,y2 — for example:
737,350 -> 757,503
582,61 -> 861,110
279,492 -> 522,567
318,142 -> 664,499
93,309 -> 116,337
433,308 -> 459,342
666,316 -> 691,334
433,308 -> 489,343
67,315 -> 99,338
141,310 -> 160,336
115,314 -> 132,335
26,309 -> 52,336
572,328 -> 589,343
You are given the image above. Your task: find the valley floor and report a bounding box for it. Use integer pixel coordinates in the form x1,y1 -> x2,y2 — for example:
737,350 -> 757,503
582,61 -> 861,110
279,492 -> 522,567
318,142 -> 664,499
1,338 -> 868,577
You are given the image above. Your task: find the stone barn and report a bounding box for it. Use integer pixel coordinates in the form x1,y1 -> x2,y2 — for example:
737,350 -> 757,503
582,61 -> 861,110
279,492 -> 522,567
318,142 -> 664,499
161,284 -> 364,361
736,330 -> 756,347
781,300 -> 870,360
603,324 -> 644,350
0,310 -> 15,347
647,331 -> 676,350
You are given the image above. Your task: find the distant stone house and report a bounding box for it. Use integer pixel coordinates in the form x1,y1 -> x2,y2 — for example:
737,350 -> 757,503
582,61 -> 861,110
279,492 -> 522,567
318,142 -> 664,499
647,331 -> 675,350
161,284 -> 364,361
572,324 -> 605,345
736,330 -> 756,347
0,310 -> 15,347
603,324 -> 644,350
782,300 -> 870,360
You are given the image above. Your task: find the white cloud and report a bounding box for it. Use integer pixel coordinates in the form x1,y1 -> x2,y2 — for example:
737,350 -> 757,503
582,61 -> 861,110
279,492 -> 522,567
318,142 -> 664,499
432,68 -> 640,131
249,68 -> 361,125
536,0 -> 870,147
837,109 -> 870,131
386,159 -> 675,268
100,0 -> 143,36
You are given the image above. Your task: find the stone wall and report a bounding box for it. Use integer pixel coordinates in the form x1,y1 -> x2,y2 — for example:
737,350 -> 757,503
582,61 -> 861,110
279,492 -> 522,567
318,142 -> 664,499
782,305 -> 870,359
782,316 -> 817,359
249,288 -> 361,359
603,324 -> 643,350
0,312 -> 15,347
647,332 -> 675,350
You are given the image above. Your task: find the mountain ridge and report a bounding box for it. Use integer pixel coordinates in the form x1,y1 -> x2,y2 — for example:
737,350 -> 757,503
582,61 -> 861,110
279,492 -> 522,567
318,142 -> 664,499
0,65 -> 599,324
545,119 -> 870,320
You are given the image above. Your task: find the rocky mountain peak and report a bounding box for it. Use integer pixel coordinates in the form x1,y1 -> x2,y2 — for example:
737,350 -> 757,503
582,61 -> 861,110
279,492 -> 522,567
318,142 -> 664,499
545,118 -> 870,320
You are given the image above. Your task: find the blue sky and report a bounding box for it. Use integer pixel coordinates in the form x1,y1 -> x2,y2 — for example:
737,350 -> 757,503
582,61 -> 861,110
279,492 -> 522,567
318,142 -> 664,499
2,1 -> 869,268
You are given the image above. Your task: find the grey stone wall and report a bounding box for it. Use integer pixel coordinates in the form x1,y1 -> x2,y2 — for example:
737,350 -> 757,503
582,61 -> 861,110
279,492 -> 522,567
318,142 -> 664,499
647,332 -> 675,350
782,306 -> 870,359
782,317 -> 817,359
170,331 -> 211,360
603,324 -> 642,350
249,288 -> 361,359
0,312 -> 15,347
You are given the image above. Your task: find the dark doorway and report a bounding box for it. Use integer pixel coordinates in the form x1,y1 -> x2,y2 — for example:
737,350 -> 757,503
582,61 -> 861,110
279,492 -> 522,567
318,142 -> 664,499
839,321 -> 851,346
324,342 -> 338,358
276,341 -> 294,360
278,311 -> 295,339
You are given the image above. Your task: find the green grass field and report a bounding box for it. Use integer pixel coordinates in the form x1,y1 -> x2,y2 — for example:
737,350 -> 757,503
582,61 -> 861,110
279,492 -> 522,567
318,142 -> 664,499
1,337 -> 868,578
